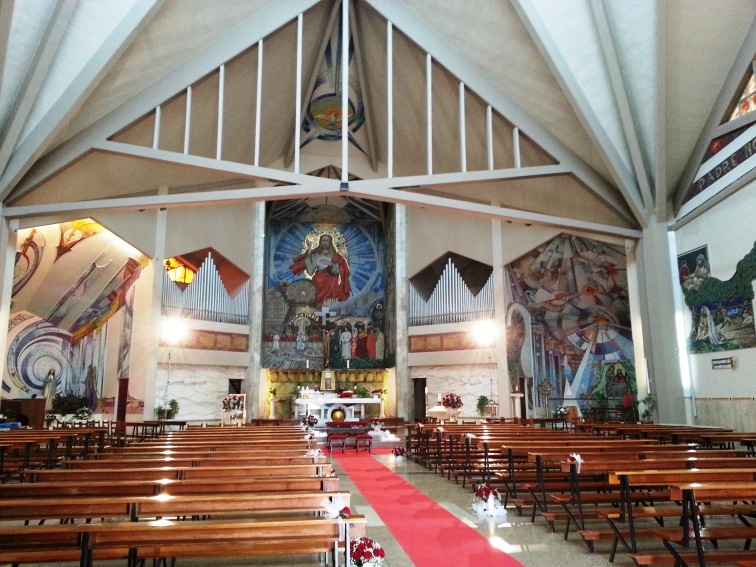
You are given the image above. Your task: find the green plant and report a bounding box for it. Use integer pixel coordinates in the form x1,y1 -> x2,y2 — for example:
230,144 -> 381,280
52,394 -> 88,416
592,391 -> 609,422
354,386 -> 371,399
167,399 -> 180,417
641,394 -> 657,422
476,395 -> 491,416
268,387 -> 277,398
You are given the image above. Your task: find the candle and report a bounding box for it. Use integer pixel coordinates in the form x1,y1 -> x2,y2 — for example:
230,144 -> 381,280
347,360 -> 350,369
306,360 -> 309,369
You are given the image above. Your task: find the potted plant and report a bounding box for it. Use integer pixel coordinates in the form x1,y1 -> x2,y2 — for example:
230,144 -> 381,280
476,395 -> 491,416
167,399 -> 180,419
355,386 -> 371,399
641,394 -> 657,422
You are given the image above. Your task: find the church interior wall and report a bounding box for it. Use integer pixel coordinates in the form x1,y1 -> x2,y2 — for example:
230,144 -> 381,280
405,207 -> 494,275
673,183 -> 756,429
165,203 -> 255,272
94,210 -> 159,258
410,364 -> 494,420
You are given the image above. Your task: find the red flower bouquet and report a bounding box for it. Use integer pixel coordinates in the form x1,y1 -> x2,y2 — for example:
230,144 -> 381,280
441,392 -> 463,409
350,537 -> 386,566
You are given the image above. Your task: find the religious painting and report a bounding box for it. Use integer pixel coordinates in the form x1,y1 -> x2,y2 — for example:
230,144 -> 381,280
677,245 -> 710,291
505,234 -> 636,416
682,241 -> 756,354
263,204 -> 387,371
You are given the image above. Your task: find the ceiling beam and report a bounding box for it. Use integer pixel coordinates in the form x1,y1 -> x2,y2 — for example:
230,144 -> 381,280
653,1 -> 668,223
6,0 -> 320,204
0,0 -> 164,202
513,0 -> 647,227
672,13 -> 756,216
0,0 -> 14,99
0,0 -> 77,179
2,183 -> 343,220
590,0 -> 655,213
347,178 -> 641,239
366,0 -> 638,228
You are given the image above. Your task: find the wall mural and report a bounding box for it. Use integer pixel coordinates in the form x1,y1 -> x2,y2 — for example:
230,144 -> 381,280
680,241 -> 756,353
263,218 -> 387,370
505,234 -> 636,417
3,221 -> 145,412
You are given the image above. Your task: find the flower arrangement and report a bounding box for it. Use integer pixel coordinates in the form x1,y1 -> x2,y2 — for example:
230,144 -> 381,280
441,392 -> 463,409
338,506 -> 351,519
371,388 -> 386,396
472,483 -> 506,518
553,406 -> 568,418
44,412 -> 56,425
349,537 -> 386,567
73,407 -> 92,421
222,395 -> 244,412
393,447 -> 406,457
371,418 -> 383,427
302,414 -> 318,427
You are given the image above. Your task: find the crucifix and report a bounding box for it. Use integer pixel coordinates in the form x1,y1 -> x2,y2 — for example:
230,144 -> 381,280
314,306 -> 337,366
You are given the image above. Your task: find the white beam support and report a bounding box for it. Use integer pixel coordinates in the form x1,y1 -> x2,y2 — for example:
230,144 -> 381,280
426,53 -> 433,175
183,87 -> 192,155
295,13 -> 303,174
590,0 -> 655,212
459,82 -> 467,172
7,0 -> 320,202
341,0 -> 349,184
152,105 -> 161,149
513,127 -> 521,168
367,0 -> 636,226
512,0 -> 646,226
216,64 -> 225,160
254,40 -> 263,167
0,0 -> 165,201
0,0 -> 77,178
349,179 -> 642,239
387,21 -> 394,178
486,106 -> 494,170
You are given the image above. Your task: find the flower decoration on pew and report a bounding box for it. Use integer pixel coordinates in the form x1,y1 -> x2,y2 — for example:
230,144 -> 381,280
350,536 -> 386,566
464,432 -> 475,439
371,418 -> 383,427
393,447 -> 406,457
472,483 -> 507,519
553,406 -> 568,418
441,393 -> 463,409
568,452 -> 583,473
222,395 -> 244,412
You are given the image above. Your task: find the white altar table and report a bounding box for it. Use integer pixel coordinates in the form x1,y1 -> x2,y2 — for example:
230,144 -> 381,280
294,397 -> 384,422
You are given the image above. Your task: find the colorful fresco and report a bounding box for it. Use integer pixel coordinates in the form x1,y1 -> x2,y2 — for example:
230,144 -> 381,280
505,234 -> 635,416
681,241 -> 756,353
263,218 -> 386,370
300,13 -> 366,153
3,221 -> 145,409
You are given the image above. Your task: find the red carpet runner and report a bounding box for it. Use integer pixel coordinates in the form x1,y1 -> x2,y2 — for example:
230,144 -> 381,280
334,450 -> 523,567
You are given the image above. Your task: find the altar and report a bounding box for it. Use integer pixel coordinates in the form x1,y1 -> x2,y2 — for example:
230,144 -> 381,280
294,397 -> 383,422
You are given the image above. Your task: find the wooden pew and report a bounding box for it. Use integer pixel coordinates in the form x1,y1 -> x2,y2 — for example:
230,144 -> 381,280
0,490 -> 351,524
631,482 -> 756,566
0,475 -> 340,499
25,463 -> 324,482
0,514 -> 368,567
61,454 -> 329,469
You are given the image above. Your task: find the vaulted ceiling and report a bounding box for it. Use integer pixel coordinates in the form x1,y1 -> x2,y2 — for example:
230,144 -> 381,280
1,0 -> 754,240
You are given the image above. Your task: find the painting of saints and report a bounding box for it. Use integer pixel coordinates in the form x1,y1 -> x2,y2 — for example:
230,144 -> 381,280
290,234 -> 351,306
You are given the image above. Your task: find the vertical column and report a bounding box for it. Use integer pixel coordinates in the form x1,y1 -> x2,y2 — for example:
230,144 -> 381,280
0,214 -> 18,373
491,215 -> 510,416
633,220 -> 687,424
247,201 -> 266,419
394,205 -> 409,419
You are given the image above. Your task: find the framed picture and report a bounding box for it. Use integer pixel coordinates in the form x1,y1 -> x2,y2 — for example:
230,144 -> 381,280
677,245 -> 709,291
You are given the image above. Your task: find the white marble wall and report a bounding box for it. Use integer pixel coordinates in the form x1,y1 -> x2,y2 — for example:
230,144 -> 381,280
413,364 -> 493,417
154,364 -> 246,422
695,398 -> 756,432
